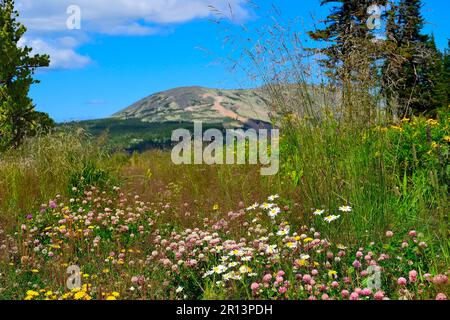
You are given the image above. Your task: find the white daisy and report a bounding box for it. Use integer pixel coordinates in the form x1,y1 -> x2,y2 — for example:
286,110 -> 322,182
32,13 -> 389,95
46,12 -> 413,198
203,270 -> 214,278
176,286 -> 184,293
260,202 -> 274,210
276,229 -> 289,236
222,272 -> 232,281
229,249 -> 244,257
246,203 -> 259,211
212,265 -> 228,274
286,241 -> 297,249
313,209 -> 325,216
268,194 -> 280,201
266,244 -> 278,254
339,206 -> 352,213
324,215 -> 341,223
268,207 -> 281,219
239,265 -> 252,274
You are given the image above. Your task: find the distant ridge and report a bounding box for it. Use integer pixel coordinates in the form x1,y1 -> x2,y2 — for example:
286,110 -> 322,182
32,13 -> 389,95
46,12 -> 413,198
113,86 -> 272,129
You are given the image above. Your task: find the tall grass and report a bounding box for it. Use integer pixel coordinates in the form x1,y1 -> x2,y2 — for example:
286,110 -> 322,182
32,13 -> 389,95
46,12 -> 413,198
215,5 -> 449,262
0,129 -> 121,229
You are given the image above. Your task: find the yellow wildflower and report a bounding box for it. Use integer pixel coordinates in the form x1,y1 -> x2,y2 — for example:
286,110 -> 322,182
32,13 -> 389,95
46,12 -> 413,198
61,293 -> 71,300
295,259 -> 308,267
390,125 -> 404,132
61,293 -> 70,300
328,270 -> 338,278
26,290 -> 39,297
74,291 -> 86,300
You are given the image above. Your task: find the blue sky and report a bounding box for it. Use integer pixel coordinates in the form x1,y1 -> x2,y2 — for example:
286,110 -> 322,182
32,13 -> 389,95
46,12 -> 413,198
18,0 -> 449,122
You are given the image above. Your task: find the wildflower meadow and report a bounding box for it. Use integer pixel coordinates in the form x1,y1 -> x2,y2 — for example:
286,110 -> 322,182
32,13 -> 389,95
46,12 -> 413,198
0,111 -> 448,301
0,0 -> 449,304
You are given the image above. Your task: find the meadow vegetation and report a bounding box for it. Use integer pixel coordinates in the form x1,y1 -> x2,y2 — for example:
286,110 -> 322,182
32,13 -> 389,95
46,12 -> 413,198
0,107 -> 448,300
0,0 -> 449,300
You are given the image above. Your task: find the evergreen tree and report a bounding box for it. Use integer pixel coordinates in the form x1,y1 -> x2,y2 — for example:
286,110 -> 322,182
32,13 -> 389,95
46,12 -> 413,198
309,0 -> 376,80
382,0 -> 443,116
442,41 -> 450,107
0,0 -> 54,151
382,1 -> 402,116
309,0 -> 388,122
421,35 -> 447,111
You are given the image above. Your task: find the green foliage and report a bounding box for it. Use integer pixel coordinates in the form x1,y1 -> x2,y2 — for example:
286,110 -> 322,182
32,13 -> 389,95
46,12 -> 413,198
277,111 -> 449,248
444,42 -> 450,105
68,162 -> 115,196
384,112 -> 449,179
308,0 -> 447,117
61,118 -> 239,152
382,0 -> 448,116
308,0 -> 380,80
0,0 -> 54,152
0,130 -> 121,223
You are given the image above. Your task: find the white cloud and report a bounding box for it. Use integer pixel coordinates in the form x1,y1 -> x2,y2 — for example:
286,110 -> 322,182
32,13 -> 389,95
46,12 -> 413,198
17,0 -> 250,34
14,0 -> 251,70
19,36 -> 92,70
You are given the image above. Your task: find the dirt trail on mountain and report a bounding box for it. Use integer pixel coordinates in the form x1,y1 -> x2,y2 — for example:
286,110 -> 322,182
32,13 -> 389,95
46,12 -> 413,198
203,94 -> 260,129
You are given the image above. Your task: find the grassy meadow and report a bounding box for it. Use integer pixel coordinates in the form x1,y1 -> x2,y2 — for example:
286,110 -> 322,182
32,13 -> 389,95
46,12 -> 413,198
0,0 -> 449,302
0,108 -> 448,300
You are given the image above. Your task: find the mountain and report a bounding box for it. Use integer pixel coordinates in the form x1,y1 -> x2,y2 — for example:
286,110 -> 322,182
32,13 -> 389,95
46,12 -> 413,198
112,86 -> 272,129
61,86 -> 274,152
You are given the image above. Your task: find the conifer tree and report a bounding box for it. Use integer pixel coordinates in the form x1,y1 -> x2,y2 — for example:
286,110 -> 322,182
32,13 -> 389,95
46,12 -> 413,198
382,0 -> 441,116
309,0 -> 376,80
0,0 -> 54,151
421,35 -> 447,112
309,0 -> 387,122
